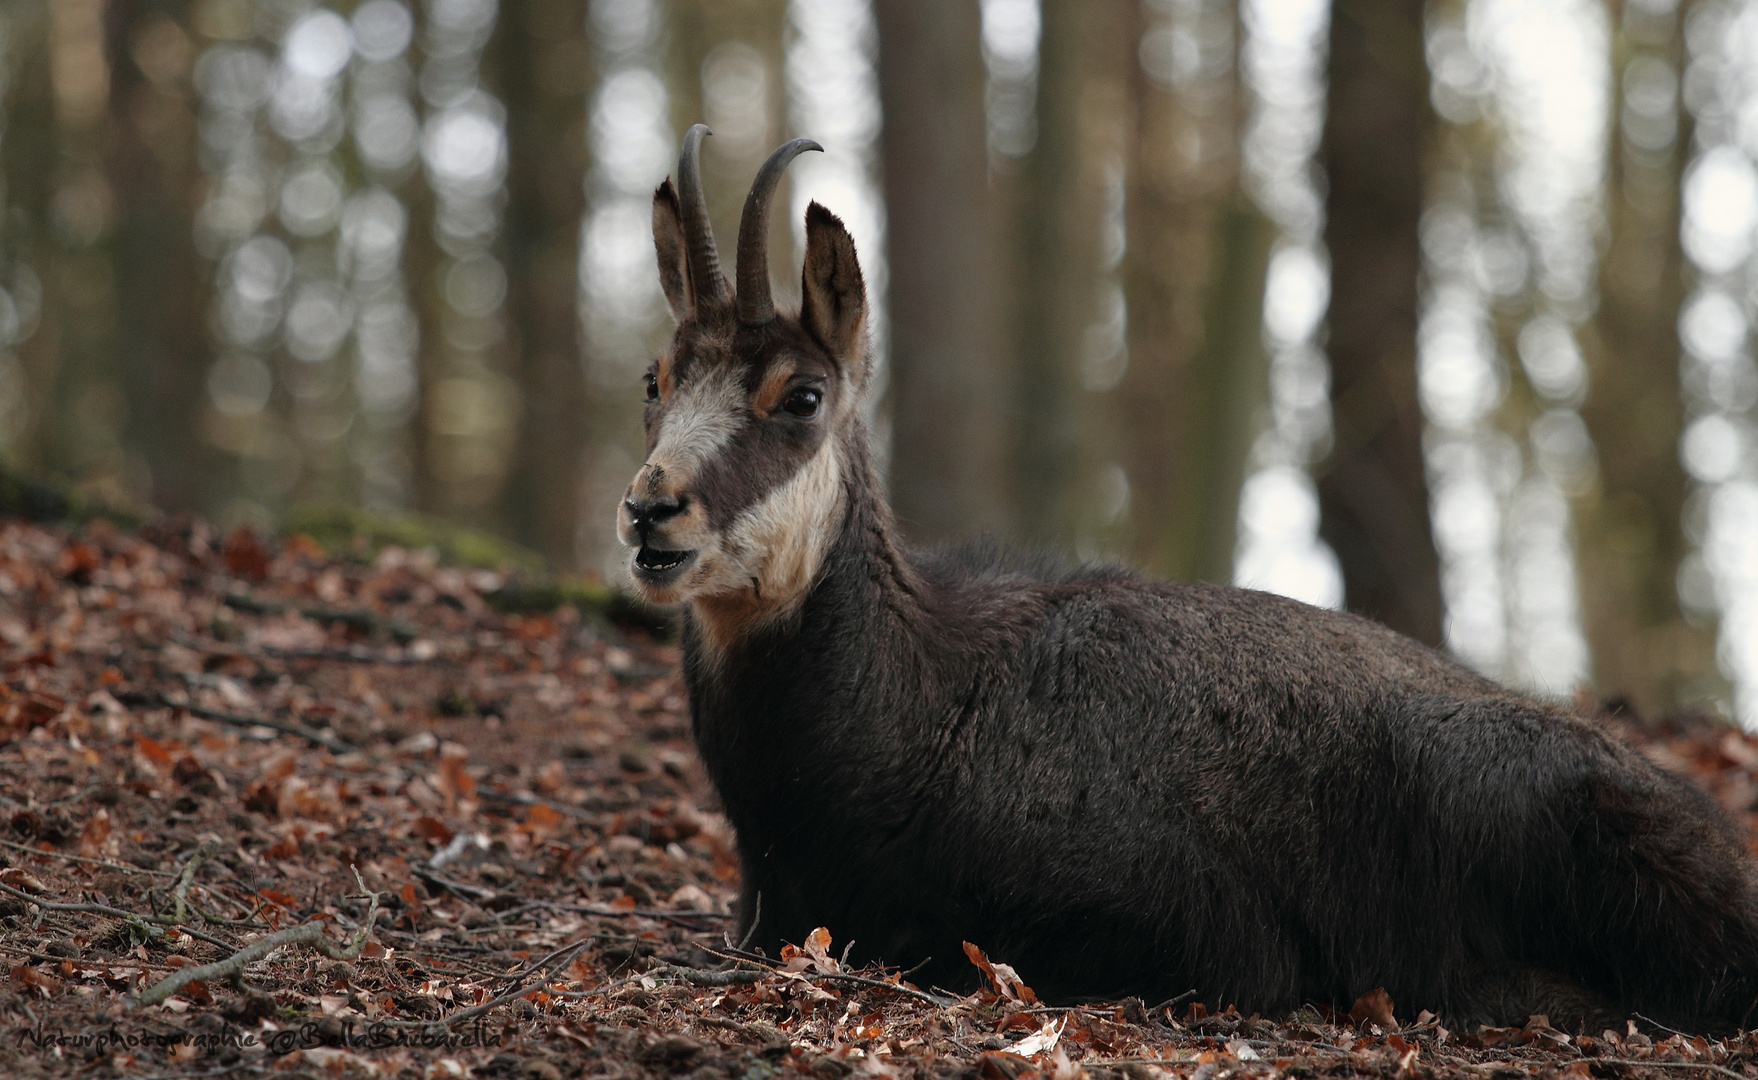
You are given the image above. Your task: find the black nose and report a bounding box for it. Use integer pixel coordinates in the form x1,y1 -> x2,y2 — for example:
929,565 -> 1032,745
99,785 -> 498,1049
625,494 -> 685,533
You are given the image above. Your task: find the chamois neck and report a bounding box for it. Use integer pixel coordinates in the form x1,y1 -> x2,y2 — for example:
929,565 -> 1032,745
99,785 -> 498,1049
681,427 -> 926,672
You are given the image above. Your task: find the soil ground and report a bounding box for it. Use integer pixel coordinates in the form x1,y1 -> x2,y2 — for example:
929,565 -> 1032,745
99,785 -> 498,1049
0,517 -> 1755,1080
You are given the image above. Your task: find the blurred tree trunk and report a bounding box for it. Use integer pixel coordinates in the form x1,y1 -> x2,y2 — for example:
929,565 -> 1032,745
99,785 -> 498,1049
663,0 -> 708,191
106,1 -> 211,513
1316,0 -> 1442,644
874,0 -> 1008,540
1575,1 -> 1714,713
406,31 -> 444,521
1120,0 -> 1266,583
1011,0 -> 1126,547
669,0 -> 791,300
11,0 -> 125,497
491,0 -> 592,569
1175,203 -> 1275,581
1,2 -> 58,475
406,209 -> 443,520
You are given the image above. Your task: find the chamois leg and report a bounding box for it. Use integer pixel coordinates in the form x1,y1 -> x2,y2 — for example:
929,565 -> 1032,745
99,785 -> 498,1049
1446,962 -> 1625,1032
733,854 -> 819,957
1556,760 -> 1758,1032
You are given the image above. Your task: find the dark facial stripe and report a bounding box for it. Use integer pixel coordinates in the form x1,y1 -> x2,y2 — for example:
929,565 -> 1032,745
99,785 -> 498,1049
693,408 -> 830,532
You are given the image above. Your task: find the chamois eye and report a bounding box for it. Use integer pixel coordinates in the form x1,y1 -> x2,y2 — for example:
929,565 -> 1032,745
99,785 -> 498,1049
644,373 -> 658,402
782,388 -> 821,418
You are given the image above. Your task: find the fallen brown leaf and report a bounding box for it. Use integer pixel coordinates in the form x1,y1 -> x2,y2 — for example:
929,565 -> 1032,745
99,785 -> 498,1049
1349,986 -> 1397,1030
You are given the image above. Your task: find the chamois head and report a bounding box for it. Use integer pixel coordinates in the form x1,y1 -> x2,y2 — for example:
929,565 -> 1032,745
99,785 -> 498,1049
617,126 -> 870,643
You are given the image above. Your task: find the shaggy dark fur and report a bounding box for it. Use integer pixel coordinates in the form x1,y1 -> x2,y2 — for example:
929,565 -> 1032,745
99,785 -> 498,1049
685,430 -> 1758,1032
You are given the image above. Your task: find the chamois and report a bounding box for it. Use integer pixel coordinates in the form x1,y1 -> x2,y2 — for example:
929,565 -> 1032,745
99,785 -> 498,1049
616,126 -> 1758,1032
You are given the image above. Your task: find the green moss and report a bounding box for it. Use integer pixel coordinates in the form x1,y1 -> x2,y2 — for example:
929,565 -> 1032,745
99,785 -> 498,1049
281,504 -> 547,575
0,462 -> 145,530
0,480 -> 671,638
482,577 -> 675,639
283,503 -> 674,638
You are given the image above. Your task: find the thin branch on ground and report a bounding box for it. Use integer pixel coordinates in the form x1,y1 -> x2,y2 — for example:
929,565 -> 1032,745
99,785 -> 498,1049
222,591 -> 425,643
113,690 -> 356,755
170,837 -> 218,924
736,893 -> 761,950
1592,1062 -> 1746,1080
128,1064 -> 266,1080
555,969 -> 650,1000
377,939 -> 592,1030
0,836 -> 178,877
562,899 -> 733,922
663,965 -> 764,987
0,879 -> 237,951
506,937 -> 596,984
1150,989 -> 1202,1015
183,892 -> 269,929
810,970 -> 955,1008
696,1015 -> 789,1044
1635,1013 -> 1697,1040
703,943 -> 779,969
413,866 -> 498,902
128,885 -> 380,1008
685,944 -> 952,1007
0,948 -> 179,972
180,635 -> 441,667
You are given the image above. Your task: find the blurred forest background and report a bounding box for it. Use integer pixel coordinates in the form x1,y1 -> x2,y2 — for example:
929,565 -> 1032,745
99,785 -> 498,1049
0,0 -> 1756,724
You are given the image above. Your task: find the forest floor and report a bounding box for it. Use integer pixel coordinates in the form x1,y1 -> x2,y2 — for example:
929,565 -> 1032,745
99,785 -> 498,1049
1,518 -> 1757,1080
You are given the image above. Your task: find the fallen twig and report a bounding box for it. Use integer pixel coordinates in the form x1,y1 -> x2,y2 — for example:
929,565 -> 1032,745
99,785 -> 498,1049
572,901 -> 732,922
0,836 -> 177,878
694,944 -> 952,1007
736,894 -> 761,950
377,939 -> 592,1030
171,838 -> 218,924
664,965 -> 764,987
223,591 -> 424,643
114,689 -> 355,755
703,943 -> 779,969
129,921 -> 349,1007
0,949 -> 179,972
182,636 -> 441,666
1595,1061 -> 1748,1080
128,883 -> 380,1008
555,969 -> 649,1000
157,844 -> 266,929
698,1015 -> 790,1045
527,896 -> 735,930
413,866 -> 498,903
1151,989 -> 1201,1015
128,1064 -> 263,1080
812,970 -> 955,1008
0,880 -> 236,951
1633,1014 -> 1695,1040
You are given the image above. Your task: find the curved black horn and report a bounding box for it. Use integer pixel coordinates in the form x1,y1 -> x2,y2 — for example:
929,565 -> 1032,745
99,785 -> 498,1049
736,138 -> 823,326
678,125 -> 728,305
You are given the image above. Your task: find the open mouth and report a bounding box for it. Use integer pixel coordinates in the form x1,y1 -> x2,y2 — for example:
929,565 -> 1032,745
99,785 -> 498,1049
633,546 -> 694,577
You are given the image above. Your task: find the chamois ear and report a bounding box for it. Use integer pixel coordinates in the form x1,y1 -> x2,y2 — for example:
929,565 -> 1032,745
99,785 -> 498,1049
653,179 -> 693,322
800,201 -> 867,381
